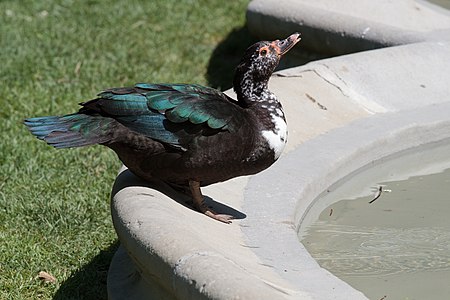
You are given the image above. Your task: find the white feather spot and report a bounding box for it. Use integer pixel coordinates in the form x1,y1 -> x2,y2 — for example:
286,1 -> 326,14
262,115 -> 287,160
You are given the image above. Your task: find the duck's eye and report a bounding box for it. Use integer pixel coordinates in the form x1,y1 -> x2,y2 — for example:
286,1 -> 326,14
259,48 -> 268,56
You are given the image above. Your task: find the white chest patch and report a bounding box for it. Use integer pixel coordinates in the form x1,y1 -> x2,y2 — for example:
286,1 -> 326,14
262,114 -> 288,160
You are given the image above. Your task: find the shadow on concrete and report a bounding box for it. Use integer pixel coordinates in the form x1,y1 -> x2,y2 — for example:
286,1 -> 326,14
112,169 -> 246,220
53,240 -> 120,300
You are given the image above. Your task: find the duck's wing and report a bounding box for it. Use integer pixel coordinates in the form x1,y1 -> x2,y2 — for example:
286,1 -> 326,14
80,83 -> 246,150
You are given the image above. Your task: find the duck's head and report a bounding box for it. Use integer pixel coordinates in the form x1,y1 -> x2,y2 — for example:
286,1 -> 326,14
233,33 -> 301,104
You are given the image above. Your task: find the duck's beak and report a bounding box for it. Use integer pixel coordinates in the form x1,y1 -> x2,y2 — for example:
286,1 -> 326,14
271,33 -> 301,56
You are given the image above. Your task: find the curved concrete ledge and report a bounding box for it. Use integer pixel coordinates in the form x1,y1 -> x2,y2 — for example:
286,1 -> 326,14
247,0 -> 450,54
108,38 -> 450,299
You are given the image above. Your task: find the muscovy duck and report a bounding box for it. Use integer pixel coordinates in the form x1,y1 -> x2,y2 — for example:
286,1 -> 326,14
24,33 -> 301,223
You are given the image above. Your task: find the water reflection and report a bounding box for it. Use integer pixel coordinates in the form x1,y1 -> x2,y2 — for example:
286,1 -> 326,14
302,167 -> 450,299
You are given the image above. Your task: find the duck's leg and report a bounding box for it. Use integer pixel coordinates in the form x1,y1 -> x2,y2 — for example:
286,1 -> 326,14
188,180 -> 234,224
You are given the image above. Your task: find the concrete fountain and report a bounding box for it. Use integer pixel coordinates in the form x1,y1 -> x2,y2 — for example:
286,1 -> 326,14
108,1 -> 450,299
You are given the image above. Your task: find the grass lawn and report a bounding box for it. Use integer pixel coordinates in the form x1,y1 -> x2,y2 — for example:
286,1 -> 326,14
0,0 -> 253,298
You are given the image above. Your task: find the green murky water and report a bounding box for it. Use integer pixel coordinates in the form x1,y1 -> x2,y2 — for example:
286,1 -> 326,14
428,0 -> 450,9
299,142 -> 450,300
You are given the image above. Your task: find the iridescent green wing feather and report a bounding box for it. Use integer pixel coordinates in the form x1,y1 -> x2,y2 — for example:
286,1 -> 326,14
83,83 -> 243,149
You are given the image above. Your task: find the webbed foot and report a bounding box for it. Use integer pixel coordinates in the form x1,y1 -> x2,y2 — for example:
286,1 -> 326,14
189,180 -> 234,224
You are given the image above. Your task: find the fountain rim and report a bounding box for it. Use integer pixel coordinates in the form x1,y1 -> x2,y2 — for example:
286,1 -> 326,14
241,101 -> 450,298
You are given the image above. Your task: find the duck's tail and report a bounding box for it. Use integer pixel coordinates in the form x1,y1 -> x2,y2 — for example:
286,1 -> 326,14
24,113 -> 115,148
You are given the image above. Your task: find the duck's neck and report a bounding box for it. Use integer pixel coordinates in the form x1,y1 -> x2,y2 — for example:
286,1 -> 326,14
233,66 -> 275,107
233,63 -> 288,160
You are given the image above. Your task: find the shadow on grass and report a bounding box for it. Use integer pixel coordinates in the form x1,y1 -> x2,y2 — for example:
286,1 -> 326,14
206,26 -> 257,90
205,26 -> 328,91
53,240 -> 119,300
